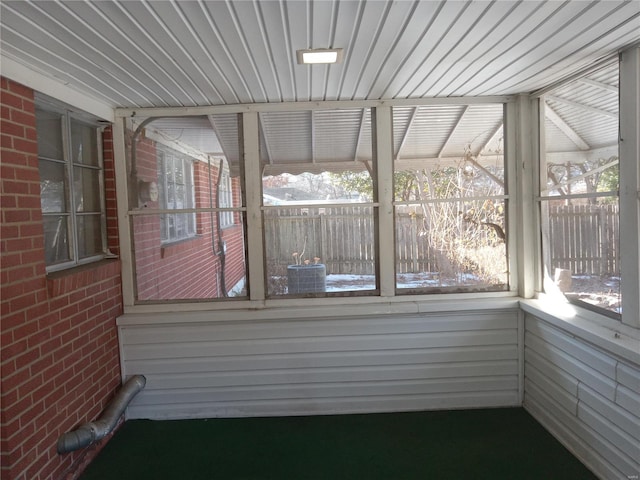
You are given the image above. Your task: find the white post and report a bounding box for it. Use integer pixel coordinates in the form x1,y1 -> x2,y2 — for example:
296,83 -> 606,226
374,106 -> 395,297
113,118 -> 136,308
619,47 -> 640,328
242,112 -> 266,301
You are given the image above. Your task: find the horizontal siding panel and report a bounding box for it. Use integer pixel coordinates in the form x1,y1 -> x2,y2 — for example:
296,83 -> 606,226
524,347 -> 580,397
120,312 -> 517,345
121,310 -> 520,420
141,360 -> 518,390
524,315 -> 640,480
133,377 -> 519,406
578,401 -> 640,468
524,364 -> 577,416
525,319 -> 617,378
616,385 -> 640,418
123,329 -> 517,361
525,325 -> 616,400
578,384 -> 640,443
525,395 -> 632,480
617,362 -> 640,393
127,391 -> 520,421
125,345 -> 518,375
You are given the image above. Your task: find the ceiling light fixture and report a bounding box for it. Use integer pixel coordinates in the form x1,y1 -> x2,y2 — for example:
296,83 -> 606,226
296,48 -> 344,65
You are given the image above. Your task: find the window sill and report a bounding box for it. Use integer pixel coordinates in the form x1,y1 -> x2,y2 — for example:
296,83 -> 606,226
160,235 -> 200,258
47,258 -> 121,297
520,297 -> 640,365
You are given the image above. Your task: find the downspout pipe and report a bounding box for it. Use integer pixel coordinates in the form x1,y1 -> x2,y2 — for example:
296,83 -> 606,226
57,375 -> 146,454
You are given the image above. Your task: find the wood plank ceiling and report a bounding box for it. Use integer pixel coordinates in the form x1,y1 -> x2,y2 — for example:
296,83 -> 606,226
1,1 -> 638,172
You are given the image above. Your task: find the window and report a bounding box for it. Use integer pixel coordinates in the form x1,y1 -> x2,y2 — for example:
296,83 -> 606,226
36,103 -> 105,271
219,165 -> 234,228
157,149 -> 196,243
393,104 -> 508,293
260,109 -> 377,297
538,62 -> 620,317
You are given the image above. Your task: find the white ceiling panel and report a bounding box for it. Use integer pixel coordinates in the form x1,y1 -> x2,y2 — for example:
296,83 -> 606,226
1,0 -> 637,173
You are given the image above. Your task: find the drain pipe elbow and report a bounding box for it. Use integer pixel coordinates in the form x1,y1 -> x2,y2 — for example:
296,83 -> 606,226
57,375 -> 146,454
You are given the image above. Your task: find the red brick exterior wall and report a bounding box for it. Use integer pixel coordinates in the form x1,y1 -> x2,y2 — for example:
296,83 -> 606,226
1,78 -> 123,480
130,133 -> 246,300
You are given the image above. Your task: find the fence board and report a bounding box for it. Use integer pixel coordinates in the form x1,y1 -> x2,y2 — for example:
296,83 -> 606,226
265,204 -> 618,277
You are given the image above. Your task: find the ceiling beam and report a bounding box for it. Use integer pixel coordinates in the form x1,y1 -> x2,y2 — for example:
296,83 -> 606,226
542,157 -> 619,195
476,122 -> 503,157
437,105 -> 468,158
394,106 -> 419,161
546,95 -> 618,119
544,103 -> 590,150
353,108 -> 367,162
577,78 -> 618,94
256,114 -> 274,165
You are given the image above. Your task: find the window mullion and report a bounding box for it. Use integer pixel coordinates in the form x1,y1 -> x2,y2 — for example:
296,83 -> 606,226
62,112 -> 79,264
374,106 -> 395,297
619,47 -> 640,329
242,112 -> 265,301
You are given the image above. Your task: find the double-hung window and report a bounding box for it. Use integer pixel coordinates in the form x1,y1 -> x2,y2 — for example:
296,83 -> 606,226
36,101 -> 106,271
157,149 -> 196,243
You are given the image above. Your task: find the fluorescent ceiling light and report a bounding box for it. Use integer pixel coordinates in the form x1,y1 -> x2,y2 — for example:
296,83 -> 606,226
296,48 -> 344,64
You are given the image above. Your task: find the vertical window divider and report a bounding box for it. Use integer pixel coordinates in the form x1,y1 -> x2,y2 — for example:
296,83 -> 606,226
374,106 -> 395,297
113,117 -> 136,308
513,94 -> 537,298
242,112 -> 266,301
619,47 -> 640,329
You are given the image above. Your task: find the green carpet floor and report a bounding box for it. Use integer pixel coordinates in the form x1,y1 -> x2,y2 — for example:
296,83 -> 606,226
80,408 -> 596,479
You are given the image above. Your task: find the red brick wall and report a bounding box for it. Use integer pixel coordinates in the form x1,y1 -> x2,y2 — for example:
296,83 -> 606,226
131,134 -> 246,300
1,78 -> 123,480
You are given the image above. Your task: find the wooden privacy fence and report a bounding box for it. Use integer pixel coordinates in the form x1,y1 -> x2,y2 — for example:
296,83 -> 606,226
264,206 -> 443,275
547,204 -> 619,276
265,204 -> 619,277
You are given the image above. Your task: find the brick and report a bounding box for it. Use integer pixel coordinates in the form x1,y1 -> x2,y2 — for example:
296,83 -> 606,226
0,90 -> 22,110
8,81 -> 33,98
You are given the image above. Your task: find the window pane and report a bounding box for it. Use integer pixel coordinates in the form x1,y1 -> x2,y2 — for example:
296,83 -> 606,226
393,104 -> 507,293
129,115 -> 248,301
73,166 -> 101,212
77,214 -> 104,258
70,119 -> 99,166
42,215 -> 71,265
260,108 -> 376,297
39,160 -> 68,213
36,109 -> 63,160
540,62 -> 620,316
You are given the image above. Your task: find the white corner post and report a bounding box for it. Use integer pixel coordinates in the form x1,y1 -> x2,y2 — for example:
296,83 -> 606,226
511,94 -> 537,299
113,117 -> 136,308
619,46 -> 640,329
242,112 -> 266,301
374,106 -> 395,297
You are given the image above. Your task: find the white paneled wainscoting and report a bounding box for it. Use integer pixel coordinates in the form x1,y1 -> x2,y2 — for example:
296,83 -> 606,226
522,308 -> 640,480
117,299 -> 640,479
117,300 -> 523,420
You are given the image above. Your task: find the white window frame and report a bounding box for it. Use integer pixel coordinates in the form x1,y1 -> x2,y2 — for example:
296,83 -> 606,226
157,149 -> 196,244
532,48 -> 640,330
36,98 -> 107,272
